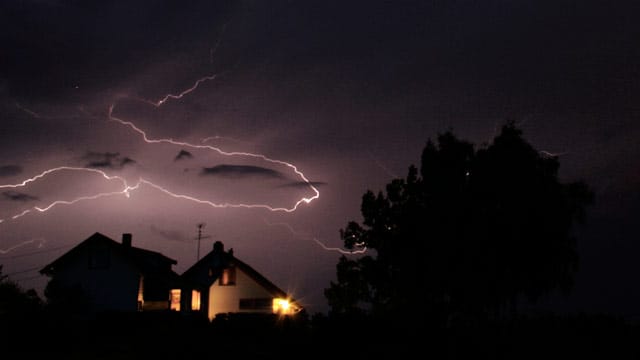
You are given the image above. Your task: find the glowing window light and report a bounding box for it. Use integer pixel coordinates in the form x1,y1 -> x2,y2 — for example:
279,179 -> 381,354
219,267 -> 236,286
170,289 -> 181,311
272,298 -> 296,315
191,290 -> 201,311
137,276 -> 144,311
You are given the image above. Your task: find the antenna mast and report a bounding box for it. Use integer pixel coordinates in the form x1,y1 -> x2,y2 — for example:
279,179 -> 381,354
197,222 -> 206,261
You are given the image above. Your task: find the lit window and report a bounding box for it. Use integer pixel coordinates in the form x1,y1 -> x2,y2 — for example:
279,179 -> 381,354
272,297 -> 297,315
137,276 -> 144,311
170,289 -> 181,311
191,290 -> 201,311
219,267 -> 236,286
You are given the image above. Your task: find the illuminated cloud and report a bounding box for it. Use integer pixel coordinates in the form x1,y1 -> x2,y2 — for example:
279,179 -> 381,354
278,181 -> 327,189
150,225 -> 189,243
2,190 -> 39,202
0,165 -> 22,177
120,157 -> 136,167
200,164 -> 284,179
174,149 -> 194,161
83,151 -> 136,170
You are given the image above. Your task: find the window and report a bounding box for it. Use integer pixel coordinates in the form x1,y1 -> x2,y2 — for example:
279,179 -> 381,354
219,266 -> 236,286
191,290 -> 201,311
137,276 -> 144,311
170,289 -> 181,311
239,298 -> 272,311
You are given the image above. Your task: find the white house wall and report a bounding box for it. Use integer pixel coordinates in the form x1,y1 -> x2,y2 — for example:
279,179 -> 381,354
208,267 -> 274,320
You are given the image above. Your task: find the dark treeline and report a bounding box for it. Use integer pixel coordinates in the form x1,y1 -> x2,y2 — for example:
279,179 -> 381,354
326,123 -> 594,323
1,254 -> 640,357
1,305 -> 639,358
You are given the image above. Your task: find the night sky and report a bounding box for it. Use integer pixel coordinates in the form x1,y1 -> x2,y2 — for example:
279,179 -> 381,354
1,0 -> 639,316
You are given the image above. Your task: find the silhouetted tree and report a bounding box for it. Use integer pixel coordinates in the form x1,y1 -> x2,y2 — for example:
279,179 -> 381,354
0,265 -> 42,316
43,277 -> 90,315
325,124 -> 593,326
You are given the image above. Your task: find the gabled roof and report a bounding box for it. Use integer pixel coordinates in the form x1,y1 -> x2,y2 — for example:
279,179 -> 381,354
40,232 -> 178,277
182,242 -> 288,299
231,256 -> 288,299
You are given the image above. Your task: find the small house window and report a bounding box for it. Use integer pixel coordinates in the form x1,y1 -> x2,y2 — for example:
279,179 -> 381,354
137,276 -> 144,311
170,289 -> 181,311
239,298 -> 272,311
191,290 -> 201,311
219,267 -> 236,286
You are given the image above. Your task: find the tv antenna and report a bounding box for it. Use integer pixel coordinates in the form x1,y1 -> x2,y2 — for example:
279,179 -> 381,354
196,223 -> 211,261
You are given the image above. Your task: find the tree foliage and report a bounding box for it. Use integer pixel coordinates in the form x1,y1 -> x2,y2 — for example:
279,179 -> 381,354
0,265 -> 42,319
325,124 -> 593,322
44,277 -> 91,315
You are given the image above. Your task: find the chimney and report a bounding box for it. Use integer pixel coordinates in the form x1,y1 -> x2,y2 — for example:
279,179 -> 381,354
213,241 -> 224,253
122,233 -> 132,248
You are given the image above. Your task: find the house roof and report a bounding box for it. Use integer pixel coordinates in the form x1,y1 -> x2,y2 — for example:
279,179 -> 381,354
182,242 -> 290,300
40,232 -> 178,279
231,255 -> 289,299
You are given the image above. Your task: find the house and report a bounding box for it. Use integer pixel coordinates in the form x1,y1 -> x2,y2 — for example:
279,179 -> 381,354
180,241 -> 302,320
40,232 -> 181,313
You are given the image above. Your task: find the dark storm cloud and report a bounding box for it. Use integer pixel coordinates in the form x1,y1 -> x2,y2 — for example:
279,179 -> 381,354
200,165 -> 284,179
150,225 -> 188,243
3,190 -> 38,202
277,181 -> 327,189
0,1 -> 233,99
0,165 -> 22,177
83,151 -> 136,170
120,157 -> 136,167
174,150 -> 194,161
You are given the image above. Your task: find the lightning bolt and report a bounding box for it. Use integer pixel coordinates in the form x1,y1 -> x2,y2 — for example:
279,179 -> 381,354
0,166 -> 135,224
138,179 -> 312,212
0,166 -> 128,191
3,48 -> 318,252
201,135 -> 250,145
368,151 -> 399,179
2,91 -> 319,227
148,74 -> 219,107
263,219 -> 367,255
209,22 -> 226,64
15,103 -> 41,118
540,150 -> 568,157
108,105 -> 320,212
0,237 -> 46,255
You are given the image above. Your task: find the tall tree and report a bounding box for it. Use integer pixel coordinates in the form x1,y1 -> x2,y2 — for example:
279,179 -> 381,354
325,124 -> 593,323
